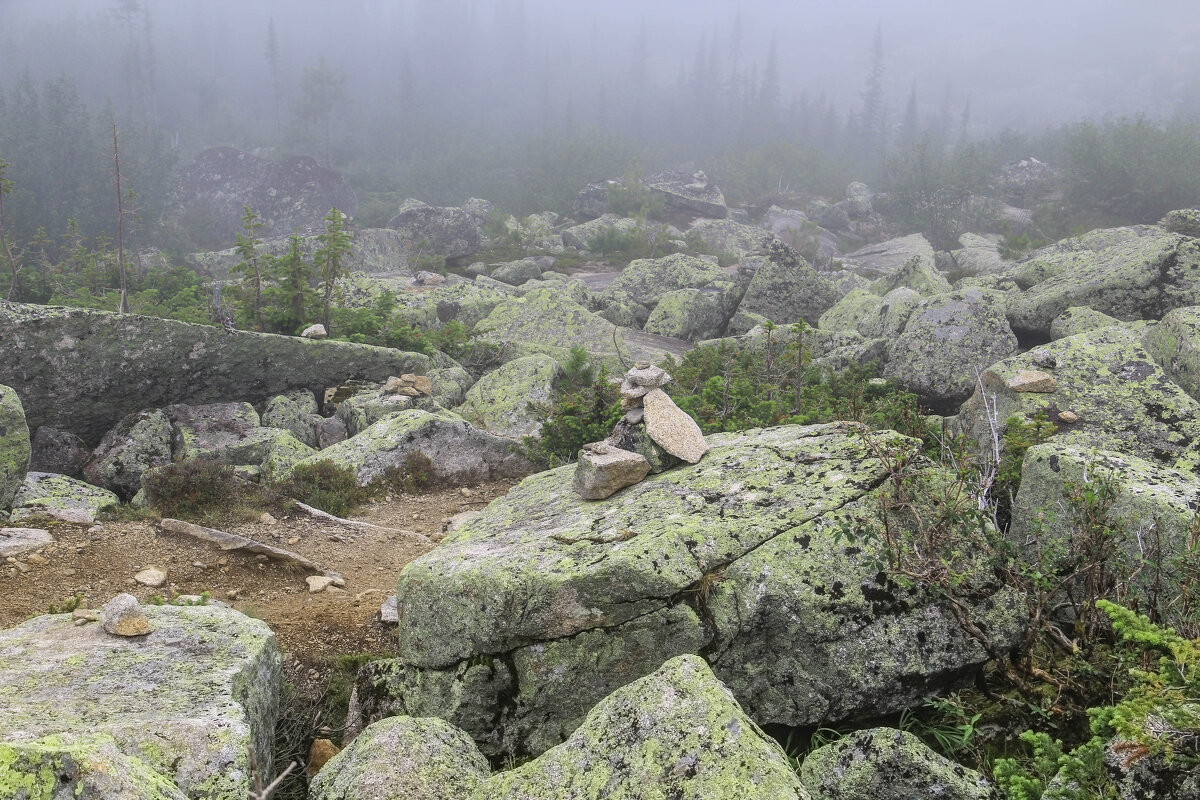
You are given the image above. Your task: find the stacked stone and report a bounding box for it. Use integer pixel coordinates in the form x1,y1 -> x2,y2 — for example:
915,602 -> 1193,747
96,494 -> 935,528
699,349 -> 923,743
382,374 -> 433,397
573,361 -> 708,499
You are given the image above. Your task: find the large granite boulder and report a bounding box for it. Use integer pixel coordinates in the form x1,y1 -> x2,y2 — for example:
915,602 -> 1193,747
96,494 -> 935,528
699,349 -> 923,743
28,426 -> 90,478
883,288 -> 1019,411
0,383 -> 31,509
455,355 -> 562,439
165,402 -> 261,461
357,423 -> 1023,758
643,288 -> 726,341
478,655 -> 809,799
188,227 -> 413,280
1161,207 -> 1200,238
686,218 -> 773,260
83,409 -> 174,500
799,727 -> 997,800
573,181 -> 611,220
645,169 -> 728,219
870,254 -> 951,297
950,232 -> 1006,276
0,603 -> 280,799
600,252 -> 741,324
560,214 -> 647,251
10,472 -> 119,524
958,324 -> 1200,471
164,146 -> 357,246
855,287 -> 923,340
1011,226 -> 1147,289
386,199 -> 482,261
0,302 -> 430,446
817,289 -> 882,333
1006,226 -> 1200,338
296,408 -> 532,486
0,734 -> 188,800
1144,305 -> 1200,401
736,241 -> 841,327
841,234 -> 936,280
260,389 -> 321,448
1049,305 -> 1122,340
310,716 -> 490,800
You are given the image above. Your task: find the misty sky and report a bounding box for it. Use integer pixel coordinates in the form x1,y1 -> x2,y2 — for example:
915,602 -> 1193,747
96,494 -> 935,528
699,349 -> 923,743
3,0 -> 1199,136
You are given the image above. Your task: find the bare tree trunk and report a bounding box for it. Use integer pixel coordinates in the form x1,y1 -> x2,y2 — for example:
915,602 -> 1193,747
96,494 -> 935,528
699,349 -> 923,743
0,190 -> 17,302
112,123 -> 129,314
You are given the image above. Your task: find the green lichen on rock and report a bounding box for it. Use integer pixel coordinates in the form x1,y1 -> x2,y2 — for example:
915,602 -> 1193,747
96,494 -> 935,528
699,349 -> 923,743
799,727 -> 997,800
489,258 -> 544,286
959,323 -> 1200,470
0,734 -> 188,800
1161,207 -> 1200,238
475,655 -> 809,800
869,254 -> 951,297
261,389 -> 320,448
817,290 -> 881,333
600,252 -> 738,313
883,288 -> 1018,410
1144,305 -> 1200,400
83,409 -> 173,500
10,472 -> 119,524
686,217 -> 773,260
1006,226 -> 1200,337
455,354 -> 561,439
0,300 -> 431,446
1011,225 -> 1145,289
0,383 -> 31,509
257,431 -> 318,484
736,248 -> 840,328
166,402 -> 261,462
855,287 -> 922,339
1049,305 -> 1122,340
0,604 -> 281,800
310,716 -> 490,800
643,288 -> 726,341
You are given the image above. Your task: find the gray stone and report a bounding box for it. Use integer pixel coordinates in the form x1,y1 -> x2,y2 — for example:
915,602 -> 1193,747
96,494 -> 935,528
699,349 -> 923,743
818,289 -> 882,333
736,241 -> 841,326
455,355 -> 561,439
870,254 -> 952,297
643,287 -> 727,341
29,426 -> 90,478
642,389 -> 708,463
0,301 -> 430,447
102,593 -> 152,636
1144,305 -> 1200,401
841,234 -> 936,280
0,383 -> 31,509
573,442 -> 651,499
573,180 -> 610,220
620,363 -> 672,400
261,390 -> 320,448
300,323 -> 327,339
1161,207 -> 1200,238
560,214 -> 646,251
1049,305 -> 1122,340
646,169 -> 728,219
83,409 -> 173,500
951,232 -> 1007,276
600,252 -> 739,317
686,217 -> 772,260
387,199 -> 482,261
11,472 -> 120,524
0,603 -> 281,799
855,287 -> 922,340
379,595 -> 398,624
489,258 -> 544,286
0,526 -> 52,558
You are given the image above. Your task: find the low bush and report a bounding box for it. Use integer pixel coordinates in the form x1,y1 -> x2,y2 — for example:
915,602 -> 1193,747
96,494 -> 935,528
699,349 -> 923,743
280,459 -> 367,516
142,458 -> 266,521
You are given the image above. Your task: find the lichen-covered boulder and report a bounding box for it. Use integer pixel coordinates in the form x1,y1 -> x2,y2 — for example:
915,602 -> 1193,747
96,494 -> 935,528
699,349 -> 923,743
261,389 -> 320,448
0,604 -> 281,799
573,442 -> 651,500
1006,227 -> 1200,337
455,355 -> 561,439
0,734 -> 188,800
560,214 -> 645,251
883,288 -> 1018,411
0,301 -> 431,446
686,218 -> 772,260
855,287 -> 922,340
514,273 -> 590,305
310,716 -> 490,800
817,289 -> 881,333
643,288 -> 726,341
951,233 -> 1006,276
1011,226 -> 1148,289
799,727 -> 997,800
870,254 -> 952,297
1049,305 -> 1121,340
489,258 -> 544,286
84,409 -> 173,500
298,408 -> 532,486
601,252 -> 739,317
0,384 -> 30,509
646,169 -> 728,219
476,655 -> 809,800
1144,305 -> 1200,401
10,472 -> 119,524
841,234 -> 935,280
958,323 -> 1200,471
387,199 -> 482,261
361,423 -> 1023,757
736,242 -> 841,327
29,426 -> 90,478
1161,207 -> 1200,238
336,389 -> 432,437
429,365 -> 475,409
165,402 -> 260,461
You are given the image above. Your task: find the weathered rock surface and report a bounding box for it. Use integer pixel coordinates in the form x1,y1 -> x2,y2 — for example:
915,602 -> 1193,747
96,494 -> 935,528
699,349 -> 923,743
261,390 -> 321,448
600,252 -> 739,321
0,603 -> 281,799
488,258 -> 544,286
164,146 -> 357,245
870,254 -> 951,297
1006,226 -> 1200,337
646,169 -> 728,219
1161,207 -> 1200,238
361,423 -> 1023,757
29,426 -> 90,478
560,214 -> 647,251
799,727 -> 997,800
83,409 -> 173,500
951,232 -> 1006,276
642,287 -> 726,341
1011,226 -> 1147,289
0,301 -> 430,445
817,289 -> 881,333
736,242 -> 841,326
0,526 -> 52,558
855,287 -> 922,340
10,472 -> 119,524
0,734 -> 188,800
297,408 -> 532,486
642,388 -> 708,463
311,716 -> 490,800
0,383 -> 31,509
386,199 -> 482,261
959,323 -> 1200,470
1144,305 -> 1200,401
455,355 -> 561,439
686,217 -> 773,259
841,233 -> 936,279
478,655 -> 809,800
883,288 -> 1018,411
101,593 -> 152,637
1049,305 -> 1121,340
573,442 -> 651,500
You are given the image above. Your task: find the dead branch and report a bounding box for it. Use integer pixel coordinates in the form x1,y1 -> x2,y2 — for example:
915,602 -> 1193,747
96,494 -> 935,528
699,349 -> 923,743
290,501 -> 431,543
158,517 -> 341,578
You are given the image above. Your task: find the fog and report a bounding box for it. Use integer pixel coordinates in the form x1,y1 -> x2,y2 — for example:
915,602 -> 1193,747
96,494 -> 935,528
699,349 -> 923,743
2,0 -> 1199,242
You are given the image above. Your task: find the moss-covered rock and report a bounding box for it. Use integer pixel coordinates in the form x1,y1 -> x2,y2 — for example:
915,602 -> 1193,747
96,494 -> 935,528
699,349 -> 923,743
297,408 -> 532,486
1144,305 -> 1200,401
335,388 -> 430,437
0,734 -> 188,800
474,655 -> 809,800
260,389 -> 319,448
817,290 -> 881,333
10,472 -> 119,524
455,355 -> 561,439
310,716 -> 489,800
1006,227 -> 1200,338
737,247 -> 841,327
869,254 -> 951,297
600,253 -> 738,315
0,604 -> 280,799
429,365 -> 475,408
83,409 -> 173,501
643,288 -> 726,341
1011,226 -> 1146,289
1161,207 -> 1200,238
0,301 -> 430,446
686,217 -> 773,260
799,727 -> 997,800
959,323 -> 1200,470
0,384 -> 31,509
855,287 -> 922,339
1049,305 -> 1122,340
883,288 -> 1018,411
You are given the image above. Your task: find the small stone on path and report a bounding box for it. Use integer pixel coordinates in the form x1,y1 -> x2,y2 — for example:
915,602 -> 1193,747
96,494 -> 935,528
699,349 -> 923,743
134,567 -> 167,588
307,575 -> 334,593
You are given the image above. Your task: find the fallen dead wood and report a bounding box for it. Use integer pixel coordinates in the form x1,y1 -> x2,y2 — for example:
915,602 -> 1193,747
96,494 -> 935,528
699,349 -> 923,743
158,517 -> 340,578
291,501 -> 431,543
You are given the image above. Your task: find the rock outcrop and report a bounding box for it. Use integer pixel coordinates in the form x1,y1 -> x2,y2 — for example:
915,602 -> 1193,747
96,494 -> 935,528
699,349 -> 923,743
0,302 -> 429,446
736,241 -> 841,327
455,355 -> 561,439
0,383 -> 31,509
386,199 -> 483,262
645,169 -> 728,219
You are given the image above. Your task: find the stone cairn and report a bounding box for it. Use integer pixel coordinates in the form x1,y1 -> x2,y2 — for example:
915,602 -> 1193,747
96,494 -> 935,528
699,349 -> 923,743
573,361 -> 708,500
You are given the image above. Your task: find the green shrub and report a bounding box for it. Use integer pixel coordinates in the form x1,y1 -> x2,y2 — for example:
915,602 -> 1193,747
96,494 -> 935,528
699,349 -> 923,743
143,458 -> 249,520
281,459 -> 366,516
521,356 -> 622,468
372,450 -> 437,495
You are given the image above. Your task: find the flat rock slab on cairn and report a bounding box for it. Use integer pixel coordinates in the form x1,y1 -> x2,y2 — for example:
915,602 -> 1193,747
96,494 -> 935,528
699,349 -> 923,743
620,362 -> 672,401
573,442 -> 652,500
643,388 -> 709,463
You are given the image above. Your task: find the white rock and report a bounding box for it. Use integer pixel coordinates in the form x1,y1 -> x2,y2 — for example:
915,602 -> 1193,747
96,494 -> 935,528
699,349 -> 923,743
301,324 -> 328,339
134,567 -> 168,588
306,575 -> 334,593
